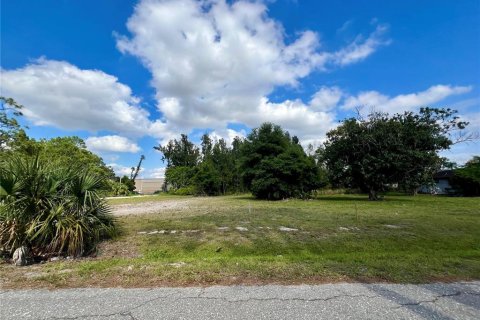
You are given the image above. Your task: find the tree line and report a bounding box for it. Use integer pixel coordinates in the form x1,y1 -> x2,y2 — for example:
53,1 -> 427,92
155,124 -> 326,199
156,108 -> 478,200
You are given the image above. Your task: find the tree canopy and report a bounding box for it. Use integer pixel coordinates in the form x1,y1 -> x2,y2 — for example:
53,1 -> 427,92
321,108 -> 468,200
240,123 -> 323,200
154,134 -> 200,168
156,133 -> 242,195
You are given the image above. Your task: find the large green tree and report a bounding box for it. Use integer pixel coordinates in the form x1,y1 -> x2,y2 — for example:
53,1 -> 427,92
322,108 -> 468,200
155,134 -> 200,168
241,123 -> 322,200
39,136 -> 115,179
155,134 -> 200,192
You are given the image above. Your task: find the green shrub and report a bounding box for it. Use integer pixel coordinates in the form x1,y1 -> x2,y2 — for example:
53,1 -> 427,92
105,180 -> 131,196
170,185 -> 196,196
0,154 -> 116,258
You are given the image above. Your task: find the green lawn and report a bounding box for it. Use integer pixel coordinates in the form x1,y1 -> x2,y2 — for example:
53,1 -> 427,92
1,194 -> 479,288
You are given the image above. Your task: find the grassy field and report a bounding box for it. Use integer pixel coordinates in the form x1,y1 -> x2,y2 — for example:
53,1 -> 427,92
1,194 -> 479,288
106,193 -> 190,205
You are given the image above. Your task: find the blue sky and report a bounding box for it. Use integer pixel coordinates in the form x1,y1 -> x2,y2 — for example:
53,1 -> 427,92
1,0 -> 479,177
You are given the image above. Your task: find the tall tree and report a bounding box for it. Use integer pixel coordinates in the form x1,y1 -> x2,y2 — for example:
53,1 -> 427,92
154,134 -> 200,191
154,134 -> 200,168
200,133 -> 213,160
322,108 -> 468,200
231,136 -> 245,192
241,123 -> 321,200
212,138 -> 234,194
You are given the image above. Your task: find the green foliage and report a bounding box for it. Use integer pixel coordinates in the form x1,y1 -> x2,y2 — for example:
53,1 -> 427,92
5,135 -> 115,180
105,180 -> 131,196
165,166 -> 196,191
117,175 -> 136,193
194,161 -> 221,195
158,133 -> 244,196
158,124 -> 324,199
0,97 -> 25,151
0,153 -> 116,257
154,134 -> 200,167
451,156 -> 480,196
170,185 -> 197,196
322,108 -> 467,200
241,123 -> 322,200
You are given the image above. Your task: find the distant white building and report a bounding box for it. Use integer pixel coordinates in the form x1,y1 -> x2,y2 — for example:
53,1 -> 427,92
134,178 -> 165,194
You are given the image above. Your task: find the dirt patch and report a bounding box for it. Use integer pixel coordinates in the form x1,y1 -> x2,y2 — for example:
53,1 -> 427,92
111,198 -> 212,216
96,238 -> 141,259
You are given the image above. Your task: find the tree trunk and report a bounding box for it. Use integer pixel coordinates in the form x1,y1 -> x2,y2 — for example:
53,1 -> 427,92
368,189 -> 379,201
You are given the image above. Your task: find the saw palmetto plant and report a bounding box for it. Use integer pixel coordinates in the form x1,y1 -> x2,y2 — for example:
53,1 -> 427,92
0,154 -> 116,258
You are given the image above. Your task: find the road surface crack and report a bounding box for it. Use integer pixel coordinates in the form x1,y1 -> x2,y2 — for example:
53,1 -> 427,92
394,291 -> 462,308
175,293 -> 379,304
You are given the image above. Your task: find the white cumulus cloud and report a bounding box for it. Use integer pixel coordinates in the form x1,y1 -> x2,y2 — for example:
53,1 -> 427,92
0,58 -> 152,136
116,0 -> 390,143
342,85 -> 472,114
85,135 -> 141,153
108,163 -> 134,177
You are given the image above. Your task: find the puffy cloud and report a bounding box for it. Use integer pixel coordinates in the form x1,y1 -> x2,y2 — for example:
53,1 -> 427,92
309,86 -> 343,112
85,135 -> 141,153
0,58 -> 152,136
142,167 -> 166,179
108,163 -> 134,177
342,85 -> 472,114
116,0 -> 389,143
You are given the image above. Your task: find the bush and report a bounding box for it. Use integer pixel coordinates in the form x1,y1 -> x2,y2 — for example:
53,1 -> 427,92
170,185 -> 197,196
105,180 -> 131,196
0,154 -> 116,258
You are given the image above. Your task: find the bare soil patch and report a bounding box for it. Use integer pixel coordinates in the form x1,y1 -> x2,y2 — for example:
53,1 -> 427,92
111,197 -> 213,216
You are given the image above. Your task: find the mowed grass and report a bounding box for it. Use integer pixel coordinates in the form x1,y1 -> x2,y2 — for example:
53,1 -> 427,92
1,194 -> 479,288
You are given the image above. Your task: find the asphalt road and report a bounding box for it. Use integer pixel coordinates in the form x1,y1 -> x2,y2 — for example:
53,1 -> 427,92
1,282 -> 479,319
